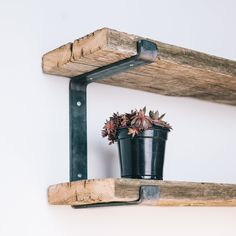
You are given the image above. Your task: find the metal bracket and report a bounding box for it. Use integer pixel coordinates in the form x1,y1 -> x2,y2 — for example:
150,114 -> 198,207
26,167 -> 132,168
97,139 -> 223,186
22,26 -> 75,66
72,185 -> 160,208
69,40 -> 158,182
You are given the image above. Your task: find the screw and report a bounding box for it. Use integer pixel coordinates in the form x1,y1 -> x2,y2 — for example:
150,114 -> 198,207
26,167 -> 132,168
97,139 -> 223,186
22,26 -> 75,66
89,77 -> 93,81
77,173 -> 82,178
130,64 -> 134,67
77,101 -> 82,106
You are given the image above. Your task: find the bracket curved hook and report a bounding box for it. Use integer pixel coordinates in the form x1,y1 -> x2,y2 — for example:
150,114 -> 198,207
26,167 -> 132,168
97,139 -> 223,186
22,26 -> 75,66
72,185 -> 160,208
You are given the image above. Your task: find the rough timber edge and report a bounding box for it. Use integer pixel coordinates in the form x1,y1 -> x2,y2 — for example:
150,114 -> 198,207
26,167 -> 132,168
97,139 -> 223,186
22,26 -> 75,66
48,178 -> 236,207
42,28 -> 136,77
42,27 -> 236,78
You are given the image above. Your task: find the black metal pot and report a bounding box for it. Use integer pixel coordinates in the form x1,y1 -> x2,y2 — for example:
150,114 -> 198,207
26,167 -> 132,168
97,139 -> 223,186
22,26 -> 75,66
117,126 -> 169,180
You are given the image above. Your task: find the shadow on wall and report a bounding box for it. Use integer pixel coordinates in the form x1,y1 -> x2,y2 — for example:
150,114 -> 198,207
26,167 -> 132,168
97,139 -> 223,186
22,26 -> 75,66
88,140 -> 120,179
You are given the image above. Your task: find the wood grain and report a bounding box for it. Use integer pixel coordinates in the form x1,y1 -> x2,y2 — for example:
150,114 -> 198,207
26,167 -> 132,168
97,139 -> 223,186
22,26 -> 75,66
48,178 -> 236,206
42,28 -> 236,106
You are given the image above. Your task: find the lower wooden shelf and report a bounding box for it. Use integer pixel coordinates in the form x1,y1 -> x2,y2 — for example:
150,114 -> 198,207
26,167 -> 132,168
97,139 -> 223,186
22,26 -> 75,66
48,178 -> 236,207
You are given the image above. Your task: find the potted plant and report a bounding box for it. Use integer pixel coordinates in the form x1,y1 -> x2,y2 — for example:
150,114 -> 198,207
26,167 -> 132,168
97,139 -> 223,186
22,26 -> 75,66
102,107 -> 172,180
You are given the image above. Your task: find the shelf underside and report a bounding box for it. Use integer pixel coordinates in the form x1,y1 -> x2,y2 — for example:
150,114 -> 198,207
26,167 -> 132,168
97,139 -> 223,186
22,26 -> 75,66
48,178 -> 236,207
42,28 -> 236,106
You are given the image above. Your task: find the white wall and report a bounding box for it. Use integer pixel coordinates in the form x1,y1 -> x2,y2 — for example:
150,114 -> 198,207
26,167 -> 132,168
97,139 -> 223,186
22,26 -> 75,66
1,0 -> 236,235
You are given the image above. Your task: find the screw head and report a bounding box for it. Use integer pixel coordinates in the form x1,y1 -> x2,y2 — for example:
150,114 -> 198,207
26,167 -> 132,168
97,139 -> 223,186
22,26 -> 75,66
77,173 -> 82,178
76,101 -> 82,106
130,64 -> 134,67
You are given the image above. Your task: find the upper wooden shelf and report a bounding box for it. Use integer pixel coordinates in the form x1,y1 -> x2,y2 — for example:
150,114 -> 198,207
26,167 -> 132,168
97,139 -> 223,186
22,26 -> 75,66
48,178 -> 236,207
42,28 -> 236,106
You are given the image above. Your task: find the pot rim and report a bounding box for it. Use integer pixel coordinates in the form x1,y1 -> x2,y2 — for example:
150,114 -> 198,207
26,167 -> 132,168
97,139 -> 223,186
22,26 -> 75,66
117,125 -> 169,141
118,125 -> 170,132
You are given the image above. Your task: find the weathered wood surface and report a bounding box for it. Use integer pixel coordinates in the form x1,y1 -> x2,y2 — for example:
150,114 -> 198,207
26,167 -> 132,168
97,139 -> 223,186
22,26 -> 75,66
42,28 -> 236,106
48,178 -> 236,206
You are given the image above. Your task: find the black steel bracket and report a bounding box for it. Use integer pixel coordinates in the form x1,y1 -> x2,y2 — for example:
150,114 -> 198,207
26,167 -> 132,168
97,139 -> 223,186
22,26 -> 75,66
69,40 -> 157,181
69,39 -> 158,182
69,39 -> 158,208
72,185 -> 160,209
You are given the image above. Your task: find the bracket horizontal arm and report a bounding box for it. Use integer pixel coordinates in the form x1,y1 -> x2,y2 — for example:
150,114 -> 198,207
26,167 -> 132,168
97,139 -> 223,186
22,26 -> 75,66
71,40 -> 158,85
72,185 -> 160,208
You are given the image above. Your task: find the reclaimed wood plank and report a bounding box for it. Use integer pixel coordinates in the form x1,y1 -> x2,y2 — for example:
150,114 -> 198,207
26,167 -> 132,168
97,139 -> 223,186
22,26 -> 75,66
42,28 -> 236,106
48,178 -> 236,206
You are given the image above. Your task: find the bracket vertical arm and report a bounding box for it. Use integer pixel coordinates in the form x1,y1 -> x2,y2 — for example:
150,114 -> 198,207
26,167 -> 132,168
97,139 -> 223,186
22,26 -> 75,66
69,81 -> 87,181
69,40 -> 158,182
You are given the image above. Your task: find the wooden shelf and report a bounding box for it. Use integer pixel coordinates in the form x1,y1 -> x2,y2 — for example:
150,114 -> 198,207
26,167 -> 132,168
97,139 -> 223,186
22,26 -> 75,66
42,28 -> 236,106
48,178 -> 236,207
44,29 -> 236,208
